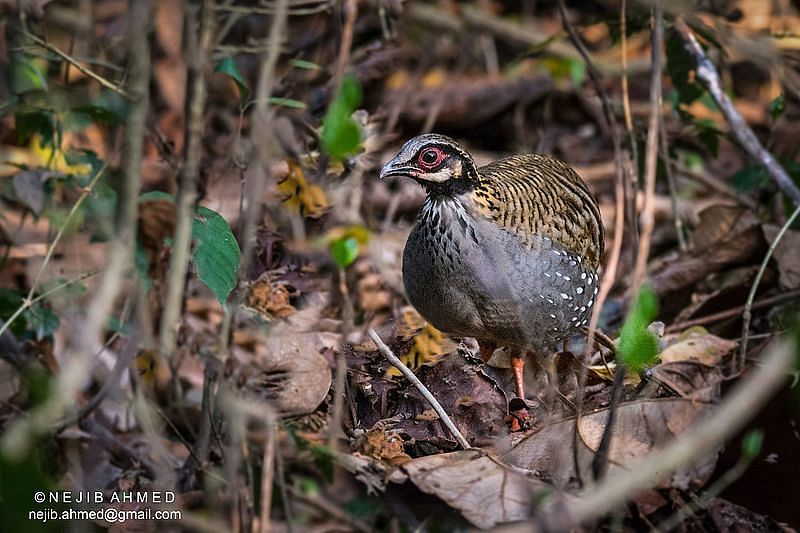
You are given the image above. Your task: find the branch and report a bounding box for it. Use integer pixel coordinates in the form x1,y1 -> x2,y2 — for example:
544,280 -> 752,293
674,17 -> 800,207
159,0 -> 216,358
21,29 -> 134,100
631,2 -> 664,294
367,329 -> 471,450
738,203 -> 800,370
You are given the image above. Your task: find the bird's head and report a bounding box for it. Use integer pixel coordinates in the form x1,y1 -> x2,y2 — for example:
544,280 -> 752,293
379,134 -> 478,193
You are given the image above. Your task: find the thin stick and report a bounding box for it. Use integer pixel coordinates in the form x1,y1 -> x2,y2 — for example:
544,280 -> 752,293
631,2 -> 664,295
665,290 -> 800,333
620,0 -> 640,247
367,329 -> 471,450
674,18 -> 800,207
660,113 -> 686,250
657,457 -> 751,532
559,336 -> 794,526
738,203 -> 800,370
258,421 -> 276,533
556,0 -> 629,488
159,0 -> 216,358
21,29 -> 134,100
0,163 -> 108,340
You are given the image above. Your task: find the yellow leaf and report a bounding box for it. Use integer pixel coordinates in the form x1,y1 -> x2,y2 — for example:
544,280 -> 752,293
29,135 -> 92,175
276,160 -> 329,218
386,309 -> 456,376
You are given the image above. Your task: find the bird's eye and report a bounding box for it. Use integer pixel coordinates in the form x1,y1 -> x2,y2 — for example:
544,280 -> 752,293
418,147 -> 444,169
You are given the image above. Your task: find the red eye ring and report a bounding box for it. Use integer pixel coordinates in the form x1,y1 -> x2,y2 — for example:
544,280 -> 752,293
418,147 -> 445,169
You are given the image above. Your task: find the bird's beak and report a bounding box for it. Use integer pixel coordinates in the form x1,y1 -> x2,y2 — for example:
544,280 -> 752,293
379,155 -> 415,180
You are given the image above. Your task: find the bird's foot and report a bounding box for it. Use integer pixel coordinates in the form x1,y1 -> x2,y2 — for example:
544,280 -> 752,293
505,397 -> 532,432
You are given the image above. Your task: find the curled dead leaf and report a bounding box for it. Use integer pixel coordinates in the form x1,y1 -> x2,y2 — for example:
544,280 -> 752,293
497,398 -> 719,492
242,331 -> 335,417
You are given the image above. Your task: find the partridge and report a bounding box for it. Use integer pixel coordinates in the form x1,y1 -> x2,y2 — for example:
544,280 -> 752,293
380,134 -> 604,420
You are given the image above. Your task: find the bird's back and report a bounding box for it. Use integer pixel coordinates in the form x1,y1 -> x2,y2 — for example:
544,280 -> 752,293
471,154 -> 604,267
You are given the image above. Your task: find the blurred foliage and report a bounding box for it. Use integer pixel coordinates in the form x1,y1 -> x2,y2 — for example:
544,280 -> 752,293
321,75 -> 362,160
741,429 -> 764,460
618,285 -> 660,371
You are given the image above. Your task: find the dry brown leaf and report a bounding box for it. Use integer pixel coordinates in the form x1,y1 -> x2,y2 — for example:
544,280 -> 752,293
660,329 -> 738,365
763,225 -> 800,290
242,331 -> 335,417
276,160 -> 329,218
397,450 -> 545,529
497,398 -> 719,492
247,275 -> 297,319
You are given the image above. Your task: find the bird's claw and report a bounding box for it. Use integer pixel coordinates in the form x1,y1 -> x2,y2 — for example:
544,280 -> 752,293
505,397 -> 532,432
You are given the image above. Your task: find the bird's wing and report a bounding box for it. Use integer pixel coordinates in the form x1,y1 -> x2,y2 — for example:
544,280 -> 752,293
471,154 -> 604,267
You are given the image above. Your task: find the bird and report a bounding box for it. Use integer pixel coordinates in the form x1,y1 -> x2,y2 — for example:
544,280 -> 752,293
380,134 -> 604,428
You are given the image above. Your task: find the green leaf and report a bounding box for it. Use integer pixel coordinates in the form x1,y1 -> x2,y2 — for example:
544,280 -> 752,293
10,53 -> 47,94
769,94 -> 785,120
139,190 -> 176,203
694,119 -> 722,158
135,238 -> 153,292
289,59 -> 320,70
741,429 -> 764,460
22,305 -> 59,341
321,75 -> 362,160
331,237 -> 358,268
214,56 -> 250,105
618,286 -> 660,372
269,97 -> 307,109
345,496 -> 384,519
666,30 -> 704,105
14,109 -> 57,146
731,164 -> 768,193
191,206 -> 241,304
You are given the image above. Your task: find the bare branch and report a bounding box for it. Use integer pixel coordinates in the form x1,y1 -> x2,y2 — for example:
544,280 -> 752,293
159,0 -> 216,358
674,17 -> 800,207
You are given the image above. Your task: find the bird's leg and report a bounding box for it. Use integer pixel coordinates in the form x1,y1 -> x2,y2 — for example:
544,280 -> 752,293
478,340 -> 497,363
544,352 -> 559,414
505,352 -> 531,432
510,354 -> 526,400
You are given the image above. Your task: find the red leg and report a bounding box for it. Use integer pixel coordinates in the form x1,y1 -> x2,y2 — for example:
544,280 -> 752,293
506,353 -> 531,432
511,354 -> 526,399
478,341 -> 497,363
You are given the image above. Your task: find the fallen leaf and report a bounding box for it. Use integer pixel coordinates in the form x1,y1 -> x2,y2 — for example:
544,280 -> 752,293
497,398 -> 719,491
276,160 -> 329,218
396,449 -> 545,529
763,225 -> 800,290
242,331 -> 335,417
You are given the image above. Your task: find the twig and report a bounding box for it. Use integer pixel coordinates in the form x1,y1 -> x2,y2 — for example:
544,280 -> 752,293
367,329 -> 471,450
657,457 -> 751,532
259,421 -> 276,533
332,0 -> 357,89
590,360 -> 626,481
20,29 -> 134,100
557,335 -> 795,526
0,164 -> 108,340
631,1 -> 664,295
328,269 -> 354,448
620,0 -> 640,247
286,486 -> 372,533
674,17 -> 800,207
738,203 -> 800,371
660,113 -> 687,250
159,0 -> 216,358
664,290 -> 800,333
